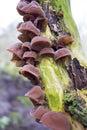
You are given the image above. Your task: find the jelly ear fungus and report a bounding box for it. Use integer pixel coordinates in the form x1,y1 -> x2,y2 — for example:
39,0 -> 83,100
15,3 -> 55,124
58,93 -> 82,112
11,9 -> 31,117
7,0 -> 74,130
8,0 -> 87,130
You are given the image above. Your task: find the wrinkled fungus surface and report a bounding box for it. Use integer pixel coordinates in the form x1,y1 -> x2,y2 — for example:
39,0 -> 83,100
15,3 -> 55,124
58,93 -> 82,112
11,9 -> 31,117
40,111 -> 71,130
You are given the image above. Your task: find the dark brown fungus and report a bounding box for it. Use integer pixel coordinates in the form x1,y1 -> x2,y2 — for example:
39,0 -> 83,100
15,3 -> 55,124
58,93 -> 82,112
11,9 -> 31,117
26,1 -> 45,17
7,43 -> 24,61
16,60 -> 26,67
17,1 -> 45,17
17,1 -> 28,15
23,51 -> 37,60
30,106 -> 49,121
22,42 -> 31,51
18,34 -> 30,42
10,54 -> 20,62
17,21 -> 40,38
31,36 -> 52,51
27,1 -> 39,6
23,51 -> 37,64
25,86 -> 46,105
57,35 -> 74,48
40,111 -> 71,130
23,14 -> 35,22
54,48 -> 71,61
19,64 -> 40,85
7,43 -> 21,53
40,47 -> 54,57
34,17 -> 48,32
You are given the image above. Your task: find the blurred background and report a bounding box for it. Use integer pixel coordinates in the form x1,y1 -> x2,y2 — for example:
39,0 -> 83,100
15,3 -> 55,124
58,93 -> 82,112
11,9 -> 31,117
0,0 -> 87,130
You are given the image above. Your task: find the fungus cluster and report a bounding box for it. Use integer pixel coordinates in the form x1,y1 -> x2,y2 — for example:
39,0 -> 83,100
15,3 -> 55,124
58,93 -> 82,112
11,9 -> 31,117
8,0 -> 75,130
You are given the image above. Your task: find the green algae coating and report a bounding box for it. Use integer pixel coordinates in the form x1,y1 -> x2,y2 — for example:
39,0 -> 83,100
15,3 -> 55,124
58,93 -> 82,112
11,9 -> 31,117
38,57 -> 63,111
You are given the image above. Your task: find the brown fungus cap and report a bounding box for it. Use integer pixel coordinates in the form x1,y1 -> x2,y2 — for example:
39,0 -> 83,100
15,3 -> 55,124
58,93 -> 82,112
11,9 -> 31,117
18,34 -> 30,42
30,106 -> 49,121
17,1 -> 28,15
7,43 -> 24,61
31,36 -> 52,51
34,17 -> 48,32
40,111 -> 71,130
22,42 -> 31,51
17,1 -> 45,17
57,35 -> 74,48
16,60 -> 26,67
40,47 -> 54,57
54,48 -> 71,61
23,51 -> 37,64
17,21 -> 40,38
25,1 -> 45,17
7,43 -> 21,54
10,54 -> 20,63
23,14 -> 35,22
23,51 -> 37,60
19,64 -> 40,85
25,86 -> 46,105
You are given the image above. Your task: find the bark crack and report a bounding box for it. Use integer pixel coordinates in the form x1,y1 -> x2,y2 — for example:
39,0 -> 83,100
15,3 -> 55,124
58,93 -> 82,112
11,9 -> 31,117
67,58 -> 87,90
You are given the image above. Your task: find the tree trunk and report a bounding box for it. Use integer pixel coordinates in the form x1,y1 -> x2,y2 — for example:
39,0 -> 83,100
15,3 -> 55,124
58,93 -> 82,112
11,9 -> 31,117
38,0 -> 87,129
39,0 -> 87,110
